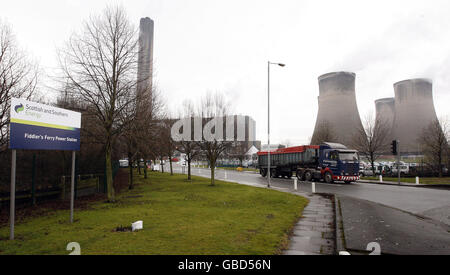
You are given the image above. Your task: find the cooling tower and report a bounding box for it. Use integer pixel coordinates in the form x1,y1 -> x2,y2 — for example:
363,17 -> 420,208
375,97 -> 395,142
311,72 -> 364,146
392,79 -> 438,153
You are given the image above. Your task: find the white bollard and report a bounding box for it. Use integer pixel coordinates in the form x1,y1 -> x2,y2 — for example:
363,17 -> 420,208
312,182 -> 316,193
416,176 -> 419,185
224,171 -> 227,180
294,178 -> 297,191
131,221 -> 143,232
379,175 -> 383,183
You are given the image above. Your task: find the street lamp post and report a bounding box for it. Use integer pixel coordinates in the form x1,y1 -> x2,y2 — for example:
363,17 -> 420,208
267,61 -> 285,188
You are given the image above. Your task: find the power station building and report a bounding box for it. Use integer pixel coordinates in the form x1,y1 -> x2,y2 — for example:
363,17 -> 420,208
311,72 -> 364,147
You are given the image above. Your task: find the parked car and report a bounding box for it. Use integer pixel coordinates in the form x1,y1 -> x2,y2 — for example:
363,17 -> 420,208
390,164 -> 409,176
359,165 -> 391,177
359,167 -> 374,177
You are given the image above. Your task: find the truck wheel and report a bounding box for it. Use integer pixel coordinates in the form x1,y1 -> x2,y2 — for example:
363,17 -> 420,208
261,169 -> 267,177
304,171 -> 313,182
324,172 -> 333,184
296,170 -> 303,181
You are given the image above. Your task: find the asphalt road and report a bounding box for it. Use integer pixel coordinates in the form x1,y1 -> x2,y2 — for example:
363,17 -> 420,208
339,196 -> 450,255
169,165 -> 450,226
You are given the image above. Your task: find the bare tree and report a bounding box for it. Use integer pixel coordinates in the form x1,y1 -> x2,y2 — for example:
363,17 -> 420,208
418,118 -> 449,177
227,141 -> 249,167
159,117 -> 176,176
0,20 -> 39,152
196,92 -> 232,186
138,88 -> 165,179
176,100 -> 200,180
117,85 -> 163,188
351,114 -> 390,175
118,98 -> 139,189
310,120 -> 337,145
59,6 -> 140,202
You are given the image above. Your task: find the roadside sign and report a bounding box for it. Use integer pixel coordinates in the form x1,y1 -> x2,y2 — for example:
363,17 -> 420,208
8,98 -> 82,240
9,97 -> 81,151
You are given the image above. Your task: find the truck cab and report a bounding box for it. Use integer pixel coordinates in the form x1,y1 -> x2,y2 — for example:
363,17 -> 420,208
318,143 -> 360,183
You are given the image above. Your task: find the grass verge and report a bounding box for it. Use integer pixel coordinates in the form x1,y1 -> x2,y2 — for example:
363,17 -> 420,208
0,171 -> 307,255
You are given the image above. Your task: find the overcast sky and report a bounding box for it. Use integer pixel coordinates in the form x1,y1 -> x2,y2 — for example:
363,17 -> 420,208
2,0 -> 450,145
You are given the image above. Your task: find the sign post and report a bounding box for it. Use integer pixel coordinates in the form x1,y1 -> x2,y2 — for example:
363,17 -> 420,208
397,141 -> 401,185
9,98 -> 81,239
70,151 -> 76,223
10,150 -> 16,240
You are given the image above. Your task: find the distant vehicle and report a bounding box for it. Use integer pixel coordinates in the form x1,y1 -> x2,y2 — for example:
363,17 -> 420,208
119,159 -> 129,168
359,167 -> 374,177
257,142 -> 360,184
359,165 -> 385,176
391,164 -> 409,176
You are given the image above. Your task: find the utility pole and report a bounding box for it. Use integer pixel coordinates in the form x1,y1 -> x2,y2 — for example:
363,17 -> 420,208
267,61 -> 285,188
391,139 -> 401,185
397,140 -> 401,185
267,61 -> 271,188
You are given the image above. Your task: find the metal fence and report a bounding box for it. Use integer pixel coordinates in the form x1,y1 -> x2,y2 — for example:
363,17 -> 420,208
0,160 -> 121,207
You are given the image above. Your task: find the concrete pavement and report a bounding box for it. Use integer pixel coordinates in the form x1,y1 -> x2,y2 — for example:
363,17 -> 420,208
284,194 -> 335,255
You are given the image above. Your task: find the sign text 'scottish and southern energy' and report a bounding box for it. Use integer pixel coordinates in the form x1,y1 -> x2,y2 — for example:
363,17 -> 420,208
9,98 -> 81,151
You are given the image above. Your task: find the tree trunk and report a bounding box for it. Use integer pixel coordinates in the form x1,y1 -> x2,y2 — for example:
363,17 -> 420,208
161,157 -> 164,173
144,160 -> 148,179
210,160 -> 215,186
370,153 -> 376,176
105,144 -> 115,202
138,157 -> 141,175
188,158 -> 191,180
128,151 -> 134,190
169,157 -> 173,175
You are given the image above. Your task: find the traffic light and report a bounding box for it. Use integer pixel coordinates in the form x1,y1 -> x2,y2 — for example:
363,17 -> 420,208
391,140 -> 398,155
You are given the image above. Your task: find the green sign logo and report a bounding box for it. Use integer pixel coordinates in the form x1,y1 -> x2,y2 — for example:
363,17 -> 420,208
14,104 -> 24,113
